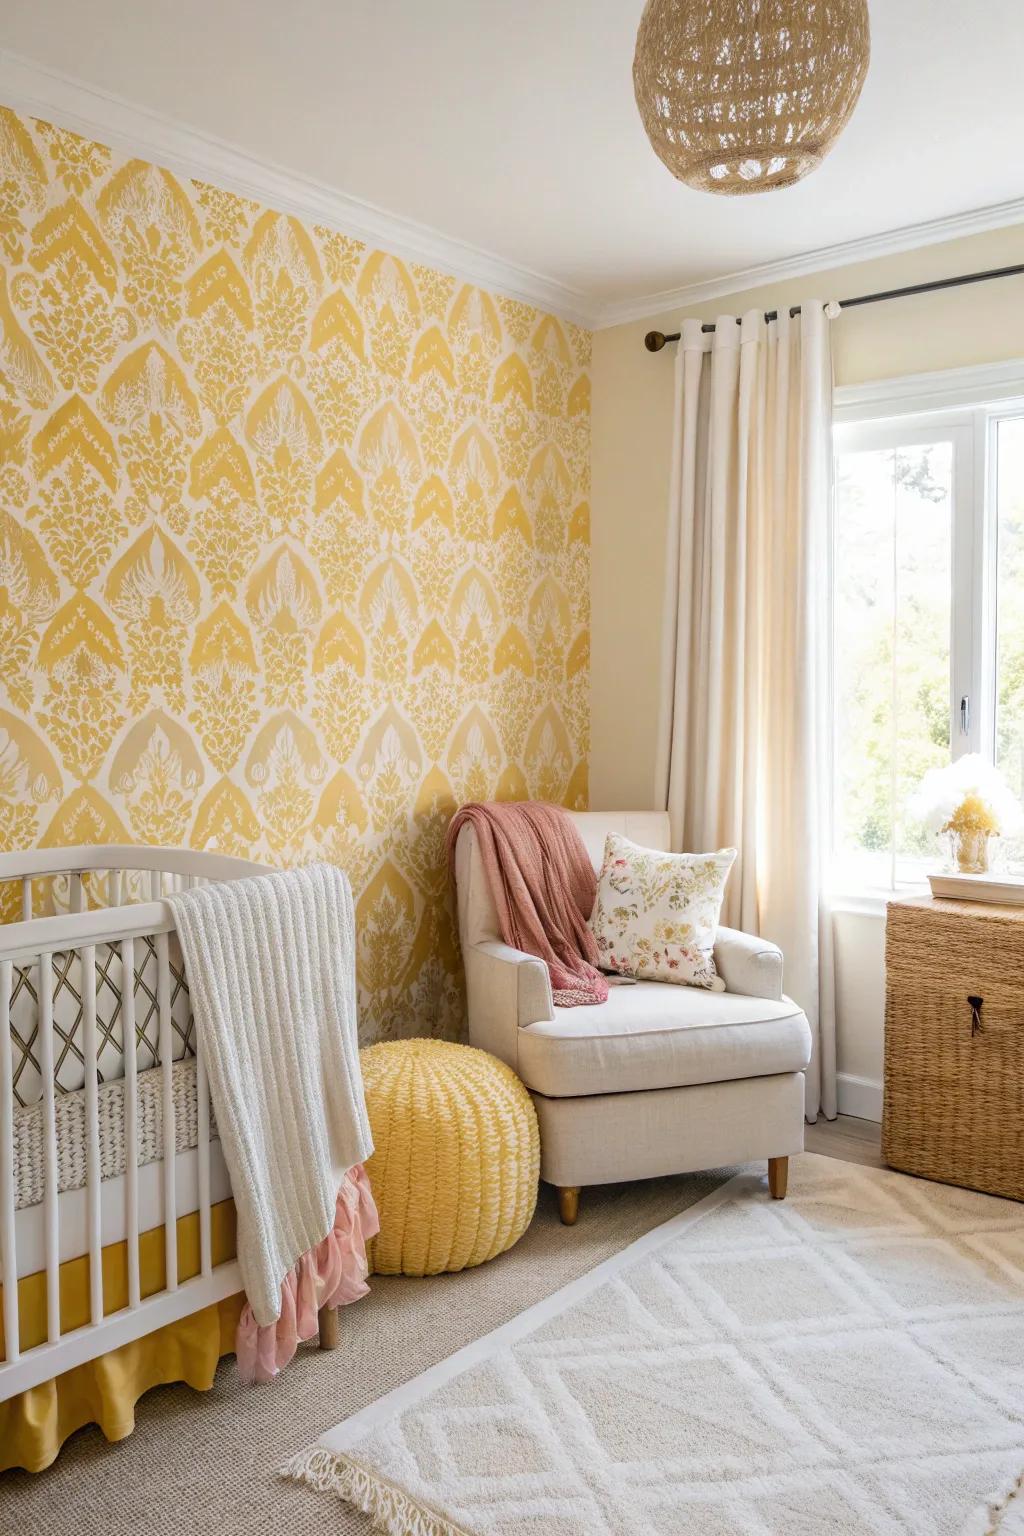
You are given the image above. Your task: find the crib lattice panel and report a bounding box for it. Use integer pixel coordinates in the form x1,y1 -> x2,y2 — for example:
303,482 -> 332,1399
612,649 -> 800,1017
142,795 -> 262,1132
0,847 -> 254,1398
8,936 -> 193,1107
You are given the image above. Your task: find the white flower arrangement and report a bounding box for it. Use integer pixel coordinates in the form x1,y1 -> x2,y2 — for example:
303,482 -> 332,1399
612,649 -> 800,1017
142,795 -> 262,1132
908,753 -> 1023,839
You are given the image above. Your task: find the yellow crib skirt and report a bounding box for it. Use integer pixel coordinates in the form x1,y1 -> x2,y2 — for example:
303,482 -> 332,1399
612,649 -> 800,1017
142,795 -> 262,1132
1,1201 -> 243,1474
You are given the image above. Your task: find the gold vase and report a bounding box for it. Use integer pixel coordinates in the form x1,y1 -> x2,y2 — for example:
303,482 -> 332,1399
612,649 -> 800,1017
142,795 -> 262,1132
949,827 -> 991,874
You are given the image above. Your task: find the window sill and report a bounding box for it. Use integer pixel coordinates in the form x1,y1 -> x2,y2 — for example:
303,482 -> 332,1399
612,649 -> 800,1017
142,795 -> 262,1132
828,885 -> 928,919
828,892 -> 889,918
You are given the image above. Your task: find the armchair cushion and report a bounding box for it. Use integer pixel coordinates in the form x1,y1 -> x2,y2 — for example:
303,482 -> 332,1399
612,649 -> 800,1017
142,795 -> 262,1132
518,981 -> 811,1098
713,926 -> 784,1001
461,939 -> 553,1071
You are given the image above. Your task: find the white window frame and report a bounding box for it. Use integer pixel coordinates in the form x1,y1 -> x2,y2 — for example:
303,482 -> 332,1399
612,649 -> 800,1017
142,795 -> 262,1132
830,359 -> 1024,911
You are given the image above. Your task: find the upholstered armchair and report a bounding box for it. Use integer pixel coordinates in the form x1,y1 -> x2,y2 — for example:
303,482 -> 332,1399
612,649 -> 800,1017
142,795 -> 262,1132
454,811 -> 812,1224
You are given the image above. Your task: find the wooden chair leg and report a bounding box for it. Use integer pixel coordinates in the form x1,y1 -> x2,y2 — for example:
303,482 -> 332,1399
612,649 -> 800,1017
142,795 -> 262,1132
768,1156 -> 789,1200
557,1186 -> 580,1226
318,1303 -> 340,1349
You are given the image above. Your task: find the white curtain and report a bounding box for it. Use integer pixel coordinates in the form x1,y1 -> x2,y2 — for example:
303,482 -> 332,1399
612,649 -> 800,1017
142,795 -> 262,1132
655,304 -> 837,1121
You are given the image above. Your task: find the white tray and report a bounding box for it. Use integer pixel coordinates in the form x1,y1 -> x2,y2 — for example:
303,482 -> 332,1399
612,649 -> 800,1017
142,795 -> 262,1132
927,870 -> 1024,905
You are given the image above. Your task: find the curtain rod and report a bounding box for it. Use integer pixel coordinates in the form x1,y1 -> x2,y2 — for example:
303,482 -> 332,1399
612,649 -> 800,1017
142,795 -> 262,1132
642,261 -> 1024,351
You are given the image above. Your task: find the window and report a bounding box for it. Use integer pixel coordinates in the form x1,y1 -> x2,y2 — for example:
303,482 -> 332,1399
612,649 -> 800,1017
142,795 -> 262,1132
995,418 -> 1024,800
831,382 -> 1024,894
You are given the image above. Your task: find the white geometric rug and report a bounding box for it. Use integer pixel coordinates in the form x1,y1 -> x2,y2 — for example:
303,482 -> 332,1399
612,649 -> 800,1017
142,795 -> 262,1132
285,1155 -> 1024,1535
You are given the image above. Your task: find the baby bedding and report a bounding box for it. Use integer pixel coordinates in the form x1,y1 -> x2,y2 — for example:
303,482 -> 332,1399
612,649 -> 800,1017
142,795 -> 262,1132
167,862 -> 378,1381
9,934 -> 192,1107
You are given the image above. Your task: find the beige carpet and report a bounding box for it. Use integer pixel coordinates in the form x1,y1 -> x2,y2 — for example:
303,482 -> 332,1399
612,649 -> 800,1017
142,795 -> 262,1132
0,1168 -> 725,1534
288,1156 -> 1024,1536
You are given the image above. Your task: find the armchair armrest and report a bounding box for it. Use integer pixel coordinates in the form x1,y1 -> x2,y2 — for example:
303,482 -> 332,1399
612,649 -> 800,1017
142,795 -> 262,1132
462,939 -> 554,1071
713,926 -> 784,1001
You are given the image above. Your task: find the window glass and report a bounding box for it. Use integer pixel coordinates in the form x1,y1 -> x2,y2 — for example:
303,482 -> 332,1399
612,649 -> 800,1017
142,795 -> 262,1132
995,416 -> 1024,868
833,440 -> 952,889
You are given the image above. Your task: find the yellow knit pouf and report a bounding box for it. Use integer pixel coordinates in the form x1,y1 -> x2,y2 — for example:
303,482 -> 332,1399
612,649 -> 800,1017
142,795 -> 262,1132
360,1039 -> 540,1276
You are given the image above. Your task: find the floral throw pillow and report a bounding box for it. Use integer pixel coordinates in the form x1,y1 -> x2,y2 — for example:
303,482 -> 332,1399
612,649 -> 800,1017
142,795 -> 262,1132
589,834 -> 737,990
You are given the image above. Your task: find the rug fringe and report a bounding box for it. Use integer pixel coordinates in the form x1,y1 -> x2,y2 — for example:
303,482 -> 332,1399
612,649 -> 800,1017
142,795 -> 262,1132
282,1445 -> 468,1536
286,1445 -> 1024,1536
962,1467 -> 1024,1536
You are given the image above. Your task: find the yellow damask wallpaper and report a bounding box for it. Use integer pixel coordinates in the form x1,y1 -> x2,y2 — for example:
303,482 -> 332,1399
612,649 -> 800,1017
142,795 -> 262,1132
0,107 -> 590,1040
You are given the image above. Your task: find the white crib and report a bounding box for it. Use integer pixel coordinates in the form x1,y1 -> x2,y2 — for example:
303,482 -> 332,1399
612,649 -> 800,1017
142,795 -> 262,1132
0,844 -> 271,1402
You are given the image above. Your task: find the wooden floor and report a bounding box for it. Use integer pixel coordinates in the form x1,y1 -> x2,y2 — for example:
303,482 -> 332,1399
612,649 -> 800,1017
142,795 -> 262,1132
805,1111 -> 884,1168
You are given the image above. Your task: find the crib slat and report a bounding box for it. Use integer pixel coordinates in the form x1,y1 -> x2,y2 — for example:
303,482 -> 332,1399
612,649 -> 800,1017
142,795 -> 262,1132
0,960 -> 18,1362
156,931 -> 177,1291
38,950 -> 60,1343
150,869 -> 161,901
21,877 -> 31,920
70,872 -> 83,914
81,945 -> 103,1326
112,870 -> 123,908
196,1042 -> 212,1278
120,937 -> 140,1311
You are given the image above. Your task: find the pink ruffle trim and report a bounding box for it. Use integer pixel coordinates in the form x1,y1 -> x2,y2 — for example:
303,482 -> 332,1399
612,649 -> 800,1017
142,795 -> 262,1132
235,1164 -> 380,1383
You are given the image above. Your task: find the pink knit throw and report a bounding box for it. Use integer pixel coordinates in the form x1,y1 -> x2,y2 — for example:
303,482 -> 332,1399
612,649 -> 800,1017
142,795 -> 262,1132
447,801 -> 608,1007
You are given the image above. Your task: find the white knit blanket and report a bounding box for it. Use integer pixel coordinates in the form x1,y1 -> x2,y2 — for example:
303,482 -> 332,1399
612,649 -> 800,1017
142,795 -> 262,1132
167,863 -> 372,1328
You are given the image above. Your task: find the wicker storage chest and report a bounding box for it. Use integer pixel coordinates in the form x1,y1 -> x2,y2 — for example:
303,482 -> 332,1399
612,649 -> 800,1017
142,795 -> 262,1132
883,896 -> 1024,1201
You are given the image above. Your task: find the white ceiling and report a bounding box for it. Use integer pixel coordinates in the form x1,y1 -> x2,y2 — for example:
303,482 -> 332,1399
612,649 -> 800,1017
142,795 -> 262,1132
3,0 -> 1024,326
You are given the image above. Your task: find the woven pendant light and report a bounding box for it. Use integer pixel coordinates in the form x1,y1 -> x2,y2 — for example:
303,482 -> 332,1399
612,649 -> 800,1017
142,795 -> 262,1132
633,0 -> 870,195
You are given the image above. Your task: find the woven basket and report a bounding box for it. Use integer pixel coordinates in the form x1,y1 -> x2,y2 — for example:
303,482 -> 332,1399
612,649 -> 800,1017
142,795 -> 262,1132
883,897 -> 1024,1201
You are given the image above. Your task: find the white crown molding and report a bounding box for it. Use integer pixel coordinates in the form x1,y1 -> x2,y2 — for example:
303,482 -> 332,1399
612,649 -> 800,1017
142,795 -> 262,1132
593,196 -> 1024,330
834,356 -> 1024,422
4,47 -> 1024,339
0,48 -> 599,329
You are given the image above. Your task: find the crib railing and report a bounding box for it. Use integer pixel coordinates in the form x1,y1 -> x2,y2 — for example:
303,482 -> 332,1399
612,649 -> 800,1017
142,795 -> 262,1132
0,846 -> 267,1400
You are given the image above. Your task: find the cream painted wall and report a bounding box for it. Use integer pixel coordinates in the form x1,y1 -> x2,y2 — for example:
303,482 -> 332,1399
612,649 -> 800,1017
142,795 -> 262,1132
834,912 -> 886,1084
590,222 -> 1024,1116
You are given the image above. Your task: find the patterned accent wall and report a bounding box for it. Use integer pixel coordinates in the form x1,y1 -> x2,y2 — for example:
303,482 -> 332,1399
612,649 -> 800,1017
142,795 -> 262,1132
0,108 -> 591,1041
